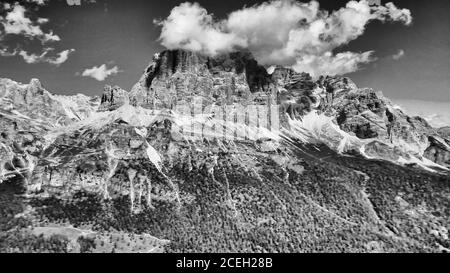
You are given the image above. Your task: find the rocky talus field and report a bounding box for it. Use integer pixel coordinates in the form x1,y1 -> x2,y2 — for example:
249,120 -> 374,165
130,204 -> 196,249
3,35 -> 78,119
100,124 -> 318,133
0,50 -> 449,253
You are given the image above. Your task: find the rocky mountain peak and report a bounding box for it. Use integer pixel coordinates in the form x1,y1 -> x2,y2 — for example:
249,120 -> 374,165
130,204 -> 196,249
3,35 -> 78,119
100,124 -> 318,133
95,49 -> 450,168
113,49 -> 277,111
0,78 -> 99,127
28,78 -> 43,91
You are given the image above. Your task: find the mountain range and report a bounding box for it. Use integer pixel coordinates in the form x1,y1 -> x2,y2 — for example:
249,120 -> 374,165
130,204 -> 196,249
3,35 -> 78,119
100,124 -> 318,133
0,49 -> 449,253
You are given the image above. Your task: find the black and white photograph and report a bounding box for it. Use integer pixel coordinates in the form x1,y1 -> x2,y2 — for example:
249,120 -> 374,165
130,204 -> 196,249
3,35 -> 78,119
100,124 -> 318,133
0,0 -> 449,260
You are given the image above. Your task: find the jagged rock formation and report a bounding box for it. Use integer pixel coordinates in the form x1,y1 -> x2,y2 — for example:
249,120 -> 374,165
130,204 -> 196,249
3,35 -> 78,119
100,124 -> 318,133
99,85 -> 129,111
99,50 -> 278,112
129,50 -> 276,109
316,83 -> 450,167
30,115 -> 178,214
0,78 -> 99,125
424,136 -> 450,168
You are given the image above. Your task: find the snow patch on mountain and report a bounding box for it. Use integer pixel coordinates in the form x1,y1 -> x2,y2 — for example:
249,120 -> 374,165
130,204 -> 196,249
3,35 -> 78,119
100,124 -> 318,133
145,142 -> 163,173
48,93 -> 99,121
286,111 -> 363,154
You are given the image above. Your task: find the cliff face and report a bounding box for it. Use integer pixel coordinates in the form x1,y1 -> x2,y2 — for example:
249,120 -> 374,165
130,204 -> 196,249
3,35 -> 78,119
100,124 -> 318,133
98,85 -> 129,111
0,78 -> 99,125
99,50 -> 277,111
0,78 -> 99,187
322,88 -> 434,156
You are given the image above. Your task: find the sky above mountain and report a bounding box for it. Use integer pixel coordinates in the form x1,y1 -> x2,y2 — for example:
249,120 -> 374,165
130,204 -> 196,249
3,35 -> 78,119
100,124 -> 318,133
0,0 -> 449,104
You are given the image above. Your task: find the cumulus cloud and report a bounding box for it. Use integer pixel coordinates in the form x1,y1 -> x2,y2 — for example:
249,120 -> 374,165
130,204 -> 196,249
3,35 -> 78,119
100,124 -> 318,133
373,2 -> 412,25
18,48 -> 75,65
156,2 -> 247,56
0,2 -> 74,65
1,3 -> 59,42
25,0 -> 49,6
0,47 -> 17,57
392,49 -> 405,60
292,51 -> 375,77
157,0 -> 412,77
80,64 -> 122,81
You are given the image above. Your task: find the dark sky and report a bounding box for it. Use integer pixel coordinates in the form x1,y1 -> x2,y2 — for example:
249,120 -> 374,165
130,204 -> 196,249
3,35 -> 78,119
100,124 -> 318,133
0,0 -> 449,102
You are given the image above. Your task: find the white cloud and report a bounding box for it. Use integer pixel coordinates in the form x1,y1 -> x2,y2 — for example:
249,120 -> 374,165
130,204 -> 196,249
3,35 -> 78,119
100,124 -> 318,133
81,64 -> 122,81
18,49 -> 47,63
0,2 -> 74,65
18,48 -> 75,65
392,49 -> 405,60
1,3 -> 59,42
48,49 -> 75,65
292,51 -> 375,78
374,2 -> 412,25
26,0 -> 49,6
157,0 -> 413,77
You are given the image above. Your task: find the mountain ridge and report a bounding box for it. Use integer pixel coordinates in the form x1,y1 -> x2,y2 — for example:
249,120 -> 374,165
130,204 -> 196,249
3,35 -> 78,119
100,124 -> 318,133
1,49 -> 449,253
